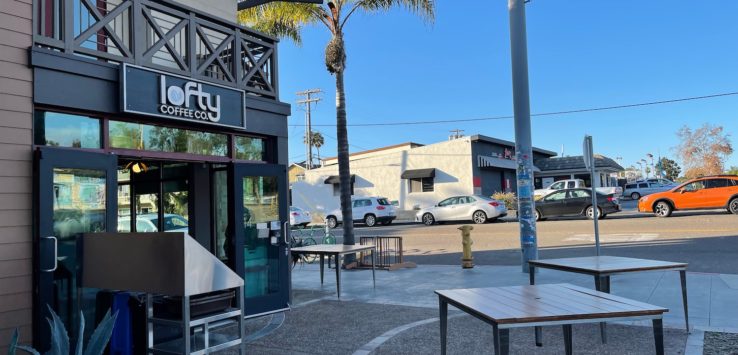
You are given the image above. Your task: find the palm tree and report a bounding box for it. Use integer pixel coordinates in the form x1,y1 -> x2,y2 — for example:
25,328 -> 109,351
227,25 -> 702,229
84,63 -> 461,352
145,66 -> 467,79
239,1 -> 434,252
303,131 -> 325,166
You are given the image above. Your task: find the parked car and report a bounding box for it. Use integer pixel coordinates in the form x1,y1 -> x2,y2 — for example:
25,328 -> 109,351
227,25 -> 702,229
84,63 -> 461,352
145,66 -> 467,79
117,213 -> 189,232
535,179 -> 622,198
416,195 -> 508,226
623,182 -> 672,200
638,175 -> 738,217
534,188 -> 621,221
325,196 -> 397,228
641,178 -> 677,187
290,206 -> 312,227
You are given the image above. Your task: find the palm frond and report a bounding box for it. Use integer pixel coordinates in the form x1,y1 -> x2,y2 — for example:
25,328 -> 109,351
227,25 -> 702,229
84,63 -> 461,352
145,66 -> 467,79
343,0 -> 434,28
237,3 -> 326,44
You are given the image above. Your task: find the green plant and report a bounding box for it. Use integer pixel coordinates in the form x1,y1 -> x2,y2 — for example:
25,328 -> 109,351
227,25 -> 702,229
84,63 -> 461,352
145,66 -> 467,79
8,305 -> 118,355
492,192 -> 518,210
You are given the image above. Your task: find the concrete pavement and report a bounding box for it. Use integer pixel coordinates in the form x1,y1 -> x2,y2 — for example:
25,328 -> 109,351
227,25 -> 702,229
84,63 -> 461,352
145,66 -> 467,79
237,263 -> 738,354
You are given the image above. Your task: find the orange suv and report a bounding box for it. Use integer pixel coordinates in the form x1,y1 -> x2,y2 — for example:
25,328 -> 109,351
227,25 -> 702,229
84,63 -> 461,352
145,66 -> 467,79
638,175 -> 738,217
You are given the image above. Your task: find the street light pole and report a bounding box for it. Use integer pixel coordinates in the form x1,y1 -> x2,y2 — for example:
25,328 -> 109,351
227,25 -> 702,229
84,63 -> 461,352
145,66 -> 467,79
508,0 -> 538,273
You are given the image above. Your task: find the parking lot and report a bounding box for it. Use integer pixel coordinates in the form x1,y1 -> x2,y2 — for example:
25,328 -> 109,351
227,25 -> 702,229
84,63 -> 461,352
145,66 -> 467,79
326,201 -> 738,273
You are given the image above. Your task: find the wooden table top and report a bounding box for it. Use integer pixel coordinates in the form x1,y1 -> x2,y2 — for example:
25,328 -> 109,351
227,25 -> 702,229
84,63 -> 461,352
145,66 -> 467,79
290,244 -> 375,254
528,256 -> 687,274
435,283 -> 667,325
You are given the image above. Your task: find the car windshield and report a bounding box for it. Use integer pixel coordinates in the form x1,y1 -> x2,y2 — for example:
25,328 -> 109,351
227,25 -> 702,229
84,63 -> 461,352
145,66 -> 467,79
377,198 -> 391,205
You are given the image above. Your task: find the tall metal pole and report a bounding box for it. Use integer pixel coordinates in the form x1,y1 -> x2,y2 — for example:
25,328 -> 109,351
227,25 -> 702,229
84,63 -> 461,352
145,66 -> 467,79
508,0 -> 538,273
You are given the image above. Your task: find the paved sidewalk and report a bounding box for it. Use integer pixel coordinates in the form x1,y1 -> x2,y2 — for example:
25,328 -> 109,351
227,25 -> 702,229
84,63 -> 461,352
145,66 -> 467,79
237,263 -> 738,354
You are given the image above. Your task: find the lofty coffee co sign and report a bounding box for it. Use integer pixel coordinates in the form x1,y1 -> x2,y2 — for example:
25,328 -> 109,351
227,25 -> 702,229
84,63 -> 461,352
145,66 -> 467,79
121,64 -> 245,128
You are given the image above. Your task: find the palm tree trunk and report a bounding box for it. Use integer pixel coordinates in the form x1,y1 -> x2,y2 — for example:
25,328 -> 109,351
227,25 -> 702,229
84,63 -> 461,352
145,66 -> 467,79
335,68 -> 355,256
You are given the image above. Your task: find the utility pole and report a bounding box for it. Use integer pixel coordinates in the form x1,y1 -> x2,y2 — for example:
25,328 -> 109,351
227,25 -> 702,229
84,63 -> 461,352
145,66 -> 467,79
297,89 -> 322,169
449,129 -> 464,140
508,0 -> 538,273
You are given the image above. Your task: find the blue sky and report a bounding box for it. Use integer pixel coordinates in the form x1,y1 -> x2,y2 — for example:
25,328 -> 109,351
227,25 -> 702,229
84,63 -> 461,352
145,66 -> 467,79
277,0 -> 738,172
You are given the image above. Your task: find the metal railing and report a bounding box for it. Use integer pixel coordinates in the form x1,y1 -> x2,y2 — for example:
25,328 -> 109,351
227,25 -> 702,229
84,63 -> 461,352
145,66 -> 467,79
33,0 -> 279,100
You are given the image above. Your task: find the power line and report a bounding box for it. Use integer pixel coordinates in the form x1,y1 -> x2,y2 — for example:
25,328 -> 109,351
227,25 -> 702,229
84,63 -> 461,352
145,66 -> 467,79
294,91 -> 738,127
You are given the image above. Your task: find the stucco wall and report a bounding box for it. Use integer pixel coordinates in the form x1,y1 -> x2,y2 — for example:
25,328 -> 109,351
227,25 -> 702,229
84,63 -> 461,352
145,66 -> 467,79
291,138 -> 474,218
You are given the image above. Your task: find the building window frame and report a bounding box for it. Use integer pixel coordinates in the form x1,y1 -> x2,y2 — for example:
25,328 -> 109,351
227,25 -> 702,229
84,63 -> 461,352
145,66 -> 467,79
409,177 -> 434,193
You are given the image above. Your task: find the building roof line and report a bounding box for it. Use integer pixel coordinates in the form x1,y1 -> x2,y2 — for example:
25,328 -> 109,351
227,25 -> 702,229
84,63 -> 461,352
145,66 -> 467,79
322,142 -> 423,162
469,134 -> 557,156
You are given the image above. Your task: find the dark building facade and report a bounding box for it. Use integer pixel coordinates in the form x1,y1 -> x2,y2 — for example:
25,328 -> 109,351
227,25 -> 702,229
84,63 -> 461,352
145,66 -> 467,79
0,0 -> 292,350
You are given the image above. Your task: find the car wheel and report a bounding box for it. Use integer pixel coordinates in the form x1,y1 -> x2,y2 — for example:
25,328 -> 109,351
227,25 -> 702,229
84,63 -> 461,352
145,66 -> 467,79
631,192 -> 641,200
472,210 -> 487,224
326,216 -> 338,229
422,213 -> 435,226
364,214 -> 377,227
534,209 -> 542,222
585,206 -> 603,220
730,198 -> 738,215
653,201 -> 673,218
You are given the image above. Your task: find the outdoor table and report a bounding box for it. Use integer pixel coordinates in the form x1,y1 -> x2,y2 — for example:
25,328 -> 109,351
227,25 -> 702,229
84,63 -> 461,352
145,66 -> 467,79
435,283 -> 668,355
528,256 -> 688,344
290,244 -> 376,298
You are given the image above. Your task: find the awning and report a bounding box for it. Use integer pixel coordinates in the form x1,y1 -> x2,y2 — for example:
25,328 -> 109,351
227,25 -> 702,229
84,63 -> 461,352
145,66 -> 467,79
478,155 -> 541,172
401,168 -> 436,179
324,174 -> 356,184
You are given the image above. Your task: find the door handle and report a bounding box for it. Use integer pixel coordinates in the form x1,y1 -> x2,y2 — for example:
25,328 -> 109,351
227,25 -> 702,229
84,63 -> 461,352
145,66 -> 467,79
283,221 -> 290,245
41,236 -> 58,272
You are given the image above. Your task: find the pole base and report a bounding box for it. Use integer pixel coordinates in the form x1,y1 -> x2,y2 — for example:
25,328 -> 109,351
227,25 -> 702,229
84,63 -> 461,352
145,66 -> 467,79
461,259 -> 474,269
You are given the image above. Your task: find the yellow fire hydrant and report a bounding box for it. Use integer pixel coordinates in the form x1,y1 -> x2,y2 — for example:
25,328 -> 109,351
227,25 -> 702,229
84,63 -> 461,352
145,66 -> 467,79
459,225 -> 474,269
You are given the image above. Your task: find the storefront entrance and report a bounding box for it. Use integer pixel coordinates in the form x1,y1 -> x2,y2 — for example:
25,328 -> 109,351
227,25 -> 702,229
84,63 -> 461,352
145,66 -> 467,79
34,147 -> 290,350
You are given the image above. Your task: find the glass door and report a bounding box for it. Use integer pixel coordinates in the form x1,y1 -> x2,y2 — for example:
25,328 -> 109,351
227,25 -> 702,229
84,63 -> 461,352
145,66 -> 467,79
230,163 -> 290,316
34,147 -> 117,352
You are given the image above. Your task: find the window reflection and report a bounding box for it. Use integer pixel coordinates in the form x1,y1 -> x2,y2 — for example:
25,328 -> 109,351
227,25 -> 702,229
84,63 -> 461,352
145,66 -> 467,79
235,136 -> 266,161
35,112 -> 101,148
109,121 -> 228,156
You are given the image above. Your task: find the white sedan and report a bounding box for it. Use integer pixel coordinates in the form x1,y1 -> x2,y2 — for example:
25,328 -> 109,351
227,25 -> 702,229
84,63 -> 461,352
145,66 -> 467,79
290,206 -> 312,227
416,195 -> 508,225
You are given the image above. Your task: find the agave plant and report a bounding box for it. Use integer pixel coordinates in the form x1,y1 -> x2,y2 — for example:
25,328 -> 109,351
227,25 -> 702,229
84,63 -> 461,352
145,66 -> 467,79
8,305 -> 118,355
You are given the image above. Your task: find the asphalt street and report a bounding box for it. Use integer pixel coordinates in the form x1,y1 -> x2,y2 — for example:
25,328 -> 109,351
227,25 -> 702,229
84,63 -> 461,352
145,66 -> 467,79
321,201 -> 738,274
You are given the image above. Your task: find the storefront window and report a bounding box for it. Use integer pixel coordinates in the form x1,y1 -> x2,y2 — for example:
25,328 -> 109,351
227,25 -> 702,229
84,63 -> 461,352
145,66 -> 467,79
109,121 -> 228,156
235,136 -> 266,161
34,112 -> 101,148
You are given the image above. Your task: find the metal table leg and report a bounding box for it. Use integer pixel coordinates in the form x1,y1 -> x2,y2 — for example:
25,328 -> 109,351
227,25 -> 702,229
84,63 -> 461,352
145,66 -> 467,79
371,247 -> 376,288
439,298 -> 448,355
530,266 -> 542,347
594,275 -> 608,344
653,318 -> 664,355
562,324 -> 573,355
493,324 -> 510,355
680,270 -> 690,332
335,253 -> 341,298
320,254 -> 325,285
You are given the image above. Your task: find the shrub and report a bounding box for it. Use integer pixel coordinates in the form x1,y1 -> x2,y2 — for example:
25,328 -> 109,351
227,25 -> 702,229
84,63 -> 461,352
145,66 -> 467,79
492,192 -> 518,210
9,305 -> 118,355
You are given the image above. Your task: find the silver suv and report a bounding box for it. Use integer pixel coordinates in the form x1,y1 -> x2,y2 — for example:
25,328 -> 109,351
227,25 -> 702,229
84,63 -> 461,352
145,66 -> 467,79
623,182 -> 671,200
325,197 -> 397,228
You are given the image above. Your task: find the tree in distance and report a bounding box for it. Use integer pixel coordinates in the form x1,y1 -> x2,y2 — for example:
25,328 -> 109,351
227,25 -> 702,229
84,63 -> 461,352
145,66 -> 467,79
239,0 -> 435,250
674,123 -> 733,179
304,131 -> 325,166
657,157 -> 681,181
